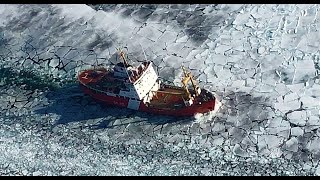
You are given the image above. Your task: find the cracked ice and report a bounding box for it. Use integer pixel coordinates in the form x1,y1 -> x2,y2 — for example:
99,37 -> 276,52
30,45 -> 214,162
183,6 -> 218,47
0,4 -> 320,176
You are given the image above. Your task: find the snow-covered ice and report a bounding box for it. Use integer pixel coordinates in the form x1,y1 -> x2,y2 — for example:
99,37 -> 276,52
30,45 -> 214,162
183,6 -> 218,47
0,3 -> 320,176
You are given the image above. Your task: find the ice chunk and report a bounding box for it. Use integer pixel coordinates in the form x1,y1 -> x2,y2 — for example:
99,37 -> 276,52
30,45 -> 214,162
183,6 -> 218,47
197,73 -> 207,85
32,171 -> 42,176
283,92 -> 299,103
137,25 -> 163,42
307,115 -> 320,127
274,100 -> 300,113
211,123 -> 225,134
166,42 -> 185,56
157,30 -> 177,45
223,4 -> 244,12
296,32 -> 320,53
214,44 -> 232,54
254,83 -> 275,93
274,83 -> 290,95
237,68 -> 254,80
280,33 -> 301,50
209,135 -> 225,146
237,58 -> 259,69
206,40 -> 216,49
268,14 -> 282,29
258,134 -> 284,150
300,96 -> 319,109
126,123 -> 143,134
22,170 -> 29,175
230,29 -> 246,42
293,59 -> 316,84
261,70 -> 279,86
306,137 -> 320,153
304,84 -> 320,98
286,83 -> 305,94
245,78 -> 256,87
199,49 -> 210,58
176,35 -> 188,43
265,118 -> 290,138
49,58 -> 60,68
185,49 -> 203,62
316,167 -> 320,176
209,54 -> 228,65
189,58 -> 205,70
54,4 -> 95,21
284,16 -> 299,30
233,13 -> 250,26
299,12 -> 317,26
232,143 -> 248,157
287,111 -> 307,126
261,54 -> 285,73
245,18 -> 256,28
270,147 -> 283,158
284,137 -> 299,152
290,127 -> 304,137
215,68 -> 233,80
167,134 -> 182,143
231,39 -> 245,51
231,79 -> 245,88
257,46 -> 266,55
217,34 -> 232,46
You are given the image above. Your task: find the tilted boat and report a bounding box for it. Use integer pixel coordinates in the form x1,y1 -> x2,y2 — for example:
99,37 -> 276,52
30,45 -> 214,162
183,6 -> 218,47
77,49 -> 217,117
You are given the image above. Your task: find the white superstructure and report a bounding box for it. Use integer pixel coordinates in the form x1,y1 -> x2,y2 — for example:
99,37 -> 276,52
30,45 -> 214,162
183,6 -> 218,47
113,60 -> 160,103
132,62 -> 160,100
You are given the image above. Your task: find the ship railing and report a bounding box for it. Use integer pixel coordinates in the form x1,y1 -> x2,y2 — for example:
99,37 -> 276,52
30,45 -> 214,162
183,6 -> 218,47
77,67 -> 108,74
80,81 -> 113,95
151,90 -> 184,95
81,82 -> 139,100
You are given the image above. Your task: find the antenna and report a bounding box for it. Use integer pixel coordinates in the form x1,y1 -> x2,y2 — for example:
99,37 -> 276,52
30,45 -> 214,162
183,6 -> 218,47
116,47 -> 129,67
139,43 -> 148,61
181,65 -> 188,77
115,47 -> 133,83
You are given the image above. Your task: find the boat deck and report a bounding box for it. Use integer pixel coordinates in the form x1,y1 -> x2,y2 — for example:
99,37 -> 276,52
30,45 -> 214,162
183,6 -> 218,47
78,69 -> 128,93
149,86 -> 187,109
78,68 -> 108,85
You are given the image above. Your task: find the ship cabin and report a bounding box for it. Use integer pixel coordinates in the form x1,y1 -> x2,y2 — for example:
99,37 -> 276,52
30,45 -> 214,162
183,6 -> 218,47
113,62 -> 132,78
113,61 -> 150,83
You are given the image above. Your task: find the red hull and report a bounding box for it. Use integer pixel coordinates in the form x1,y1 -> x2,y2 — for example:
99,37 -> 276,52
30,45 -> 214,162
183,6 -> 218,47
80,84 -> 216,117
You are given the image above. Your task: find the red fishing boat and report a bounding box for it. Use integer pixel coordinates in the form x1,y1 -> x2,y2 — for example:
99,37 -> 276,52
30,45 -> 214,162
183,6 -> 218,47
78,49 -> 217,116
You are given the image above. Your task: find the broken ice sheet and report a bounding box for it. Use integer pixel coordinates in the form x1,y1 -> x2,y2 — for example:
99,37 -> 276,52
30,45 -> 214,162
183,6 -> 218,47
287,111 -> 307,126
306,137 -> 320,154
1,3 -> 320,176
290,127 -> 304,137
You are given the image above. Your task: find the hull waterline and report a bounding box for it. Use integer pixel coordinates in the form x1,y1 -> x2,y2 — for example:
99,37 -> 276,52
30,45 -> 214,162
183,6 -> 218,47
80,84 -> 216,117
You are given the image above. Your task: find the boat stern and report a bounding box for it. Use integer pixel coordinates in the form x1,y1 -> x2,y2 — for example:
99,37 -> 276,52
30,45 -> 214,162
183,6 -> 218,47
78,68 -> 108,85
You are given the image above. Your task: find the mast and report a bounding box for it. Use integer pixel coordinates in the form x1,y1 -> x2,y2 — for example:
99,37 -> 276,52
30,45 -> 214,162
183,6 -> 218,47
181,65 -> 192,99
181,65 -> 201,98
118,50 -> 129,67
116,48 -> 133,83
